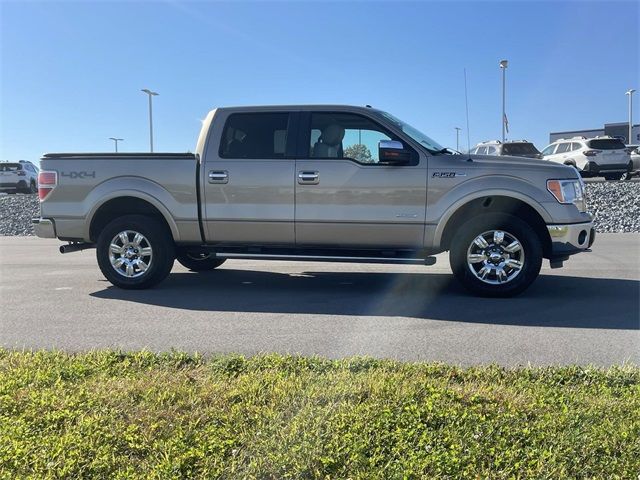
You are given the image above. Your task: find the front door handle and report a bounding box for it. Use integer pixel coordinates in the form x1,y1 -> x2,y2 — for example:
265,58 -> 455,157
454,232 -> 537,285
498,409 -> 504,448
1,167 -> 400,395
209,170 -> 229,184
298,171 -> 319,185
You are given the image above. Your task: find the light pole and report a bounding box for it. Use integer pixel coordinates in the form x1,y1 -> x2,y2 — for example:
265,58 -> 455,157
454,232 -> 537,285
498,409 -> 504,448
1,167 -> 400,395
626,89 -> 635,144
499,59 -> 508,142
141,88 -> 159,152
109,137 -> 123,153
454,127 -> 461,151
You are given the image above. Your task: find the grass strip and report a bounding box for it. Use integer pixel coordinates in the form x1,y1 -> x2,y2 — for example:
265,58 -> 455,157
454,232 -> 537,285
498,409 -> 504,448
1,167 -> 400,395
0,350 -> 638,479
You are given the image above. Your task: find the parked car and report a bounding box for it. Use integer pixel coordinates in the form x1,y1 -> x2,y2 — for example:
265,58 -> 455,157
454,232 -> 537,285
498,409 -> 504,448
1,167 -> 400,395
0,160 -> 39,194
624,145 -> 640,180
32,105 -> 595,297
470,140 -> 542,159
540,136 -> 632,180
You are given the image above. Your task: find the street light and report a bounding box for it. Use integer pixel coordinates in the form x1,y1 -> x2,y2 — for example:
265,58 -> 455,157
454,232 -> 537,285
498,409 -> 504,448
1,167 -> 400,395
626,89 -> 636,144
454,127 -> 462,152
141,88 -> 159,152
109,137 -> 123,153
499,59 -> 508,142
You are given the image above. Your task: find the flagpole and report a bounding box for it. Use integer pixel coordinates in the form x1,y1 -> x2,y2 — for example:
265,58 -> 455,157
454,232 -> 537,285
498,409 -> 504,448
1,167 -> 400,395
500,60 -> 508,142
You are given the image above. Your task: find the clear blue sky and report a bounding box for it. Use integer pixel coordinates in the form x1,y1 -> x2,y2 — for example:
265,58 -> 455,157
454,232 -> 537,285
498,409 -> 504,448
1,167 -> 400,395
1,0 -> 638,161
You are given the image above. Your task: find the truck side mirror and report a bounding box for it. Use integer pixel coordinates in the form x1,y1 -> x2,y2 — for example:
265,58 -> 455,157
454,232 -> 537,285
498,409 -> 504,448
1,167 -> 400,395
378,140 -> 411,165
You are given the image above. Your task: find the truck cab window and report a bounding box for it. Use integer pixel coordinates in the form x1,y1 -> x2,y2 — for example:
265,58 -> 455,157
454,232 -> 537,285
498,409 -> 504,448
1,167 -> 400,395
309,113 -> 394,164
220,113 -> 290,159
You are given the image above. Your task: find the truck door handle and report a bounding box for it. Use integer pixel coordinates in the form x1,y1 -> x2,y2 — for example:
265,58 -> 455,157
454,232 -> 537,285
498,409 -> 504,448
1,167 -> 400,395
298,171 -> 319,185
209,170 -> 228,184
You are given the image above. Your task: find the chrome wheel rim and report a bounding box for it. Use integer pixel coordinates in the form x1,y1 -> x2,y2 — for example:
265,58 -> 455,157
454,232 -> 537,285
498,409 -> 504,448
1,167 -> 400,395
108,230 -> 153,278
466,230 -> 524,285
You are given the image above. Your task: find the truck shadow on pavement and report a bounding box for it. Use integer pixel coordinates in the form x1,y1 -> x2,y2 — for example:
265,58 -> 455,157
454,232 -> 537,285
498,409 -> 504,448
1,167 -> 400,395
91,270 -> 640,330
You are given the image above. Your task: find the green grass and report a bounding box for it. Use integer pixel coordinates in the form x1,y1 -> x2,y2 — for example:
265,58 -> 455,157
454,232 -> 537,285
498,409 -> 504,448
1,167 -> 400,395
0,351 -> 638,479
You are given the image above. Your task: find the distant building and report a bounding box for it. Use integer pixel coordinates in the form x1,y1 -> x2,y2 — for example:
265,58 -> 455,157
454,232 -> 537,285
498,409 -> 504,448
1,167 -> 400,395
549,123 -> 640,144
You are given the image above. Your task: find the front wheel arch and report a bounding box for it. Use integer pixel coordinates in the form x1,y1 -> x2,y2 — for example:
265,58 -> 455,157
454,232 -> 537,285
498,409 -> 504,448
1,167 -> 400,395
439,196 -> 552,258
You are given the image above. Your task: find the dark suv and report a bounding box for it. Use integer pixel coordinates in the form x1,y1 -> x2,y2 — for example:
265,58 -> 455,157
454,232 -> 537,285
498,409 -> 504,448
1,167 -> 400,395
471,140 -> 542,159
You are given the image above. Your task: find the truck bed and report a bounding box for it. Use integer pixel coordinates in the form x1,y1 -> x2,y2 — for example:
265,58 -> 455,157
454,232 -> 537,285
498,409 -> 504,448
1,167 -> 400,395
39,152 -> 201,243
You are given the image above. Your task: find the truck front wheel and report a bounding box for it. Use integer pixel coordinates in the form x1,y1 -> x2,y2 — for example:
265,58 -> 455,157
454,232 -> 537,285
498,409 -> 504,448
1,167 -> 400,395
96,215 -> 175,289
176,249 -> 226,271
449,213 -> 543,297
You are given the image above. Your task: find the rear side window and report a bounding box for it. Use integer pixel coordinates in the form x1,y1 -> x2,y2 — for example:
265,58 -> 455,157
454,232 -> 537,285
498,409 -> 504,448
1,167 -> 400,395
220,113 -> 291,159
571,143 -> 582,151
0,163 -> 21,172
587,138 -> 626,150
486,146 -> 497,154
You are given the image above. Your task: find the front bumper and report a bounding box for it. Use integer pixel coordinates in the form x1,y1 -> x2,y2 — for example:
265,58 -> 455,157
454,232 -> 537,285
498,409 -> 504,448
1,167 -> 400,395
547,221 -> 595,256
32,218 -> 56,238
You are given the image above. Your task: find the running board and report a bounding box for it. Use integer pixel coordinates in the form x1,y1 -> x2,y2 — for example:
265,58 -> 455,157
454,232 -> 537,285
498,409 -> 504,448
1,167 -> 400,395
213,252 -> 437,266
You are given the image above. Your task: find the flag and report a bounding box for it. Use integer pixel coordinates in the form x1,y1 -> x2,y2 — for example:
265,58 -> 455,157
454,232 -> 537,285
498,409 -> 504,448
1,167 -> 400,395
503,113 -> 510,134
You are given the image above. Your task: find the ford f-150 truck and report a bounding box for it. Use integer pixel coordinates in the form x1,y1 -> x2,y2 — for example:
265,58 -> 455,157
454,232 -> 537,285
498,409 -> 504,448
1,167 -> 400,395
33,105 -> 595,296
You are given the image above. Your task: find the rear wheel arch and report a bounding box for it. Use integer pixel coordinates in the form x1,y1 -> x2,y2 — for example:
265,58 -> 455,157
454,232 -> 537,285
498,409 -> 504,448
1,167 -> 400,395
438,196 -> 552,258
89,196 -> 177,243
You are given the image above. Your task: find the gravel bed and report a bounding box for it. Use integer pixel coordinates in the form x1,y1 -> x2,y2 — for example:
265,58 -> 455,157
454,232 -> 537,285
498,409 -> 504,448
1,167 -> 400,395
0,182 -> 638,236
0,194 -> 40,236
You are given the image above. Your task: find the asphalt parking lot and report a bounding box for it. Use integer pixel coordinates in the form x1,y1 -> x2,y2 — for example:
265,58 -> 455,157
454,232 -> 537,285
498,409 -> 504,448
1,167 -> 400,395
1,235 -> 638,366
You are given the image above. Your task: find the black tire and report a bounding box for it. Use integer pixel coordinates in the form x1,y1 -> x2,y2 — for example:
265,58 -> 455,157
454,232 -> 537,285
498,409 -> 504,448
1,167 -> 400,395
96,214 -> 175,289
29,181 -> 37,194
603,174 -> 620,181
449,213 -> 543,297
176,249 -> 226,271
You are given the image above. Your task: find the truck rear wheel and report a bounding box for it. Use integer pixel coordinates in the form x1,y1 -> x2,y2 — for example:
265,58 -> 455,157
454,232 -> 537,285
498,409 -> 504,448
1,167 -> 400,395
449,213 -> 542,297
96,215 -> 175,289
176,249 -> 226,271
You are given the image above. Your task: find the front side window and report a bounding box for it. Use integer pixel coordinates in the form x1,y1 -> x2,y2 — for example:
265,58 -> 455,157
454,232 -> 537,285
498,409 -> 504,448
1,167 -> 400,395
308,112 -> 398,164
541,145 -> 556,156
556,143 -> 571,154
220,113 -> 290,159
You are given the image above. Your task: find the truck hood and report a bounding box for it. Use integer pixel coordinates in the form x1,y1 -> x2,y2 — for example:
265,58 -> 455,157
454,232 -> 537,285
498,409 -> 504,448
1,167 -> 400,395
463,154 -> 577,176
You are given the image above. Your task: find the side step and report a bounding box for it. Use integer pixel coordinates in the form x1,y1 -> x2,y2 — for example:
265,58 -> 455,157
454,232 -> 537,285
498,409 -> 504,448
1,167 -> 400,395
213,253 -> 437,266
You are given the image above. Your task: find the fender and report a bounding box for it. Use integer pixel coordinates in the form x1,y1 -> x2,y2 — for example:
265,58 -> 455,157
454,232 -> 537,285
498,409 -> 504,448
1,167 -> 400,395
82,177 -> 182,242
431,176 -> 553,248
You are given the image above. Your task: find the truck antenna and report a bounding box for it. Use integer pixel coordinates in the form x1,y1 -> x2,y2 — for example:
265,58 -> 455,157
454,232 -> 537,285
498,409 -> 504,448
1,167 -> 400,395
464,68 -> 471,155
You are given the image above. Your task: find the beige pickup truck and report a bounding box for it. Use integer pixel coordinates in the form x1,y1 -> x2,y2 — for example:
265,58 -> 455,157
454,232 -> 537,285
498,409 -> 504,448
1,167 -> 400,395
33,105 -> 595,296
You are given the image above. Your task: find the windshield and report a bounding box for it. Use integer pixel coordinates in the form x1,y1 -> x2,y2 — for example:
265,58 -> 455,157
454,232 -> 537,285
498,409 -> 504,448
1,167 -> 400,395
502,143 -> 540,155
375,111 -> 445,153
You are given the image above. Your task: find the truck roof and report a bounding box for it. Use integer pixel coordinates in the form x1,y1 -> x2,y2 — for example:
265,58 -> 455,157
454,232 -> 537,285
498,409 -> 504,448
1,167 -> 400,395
215,104 -> 381,113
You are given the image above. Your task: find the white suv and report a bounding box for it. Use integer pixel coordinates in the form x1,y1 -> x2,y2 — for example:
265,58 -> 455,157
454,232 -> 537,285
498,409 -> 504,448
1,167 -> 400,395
0,160 -> 39,194
540,136 -> 632,180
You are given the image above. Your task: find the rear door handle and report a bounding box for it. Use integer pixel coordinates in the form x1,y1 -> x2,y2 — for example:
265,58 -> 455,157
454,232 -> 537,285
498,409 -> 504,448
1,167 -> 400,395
298,171 -> 319,185
209,170 -> 229,184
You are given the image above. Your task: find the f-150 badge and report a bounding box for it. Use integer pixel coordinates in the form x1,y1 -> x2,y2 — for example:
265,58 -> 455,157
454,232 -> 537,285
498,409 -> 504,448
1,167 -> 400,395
432,172 -> 466,178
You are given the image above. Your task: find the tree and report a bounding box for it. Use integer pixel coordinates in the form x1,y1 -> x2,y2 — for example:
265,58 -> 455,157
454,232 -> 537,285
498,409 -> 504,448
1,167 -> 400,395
344,144 -> 373,163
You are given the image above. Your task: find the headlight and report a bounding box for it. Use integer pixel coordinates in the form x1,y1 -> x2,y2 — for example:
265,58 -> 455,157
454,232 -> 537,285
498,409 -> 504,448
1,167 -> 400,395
547,179 -> 586,212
